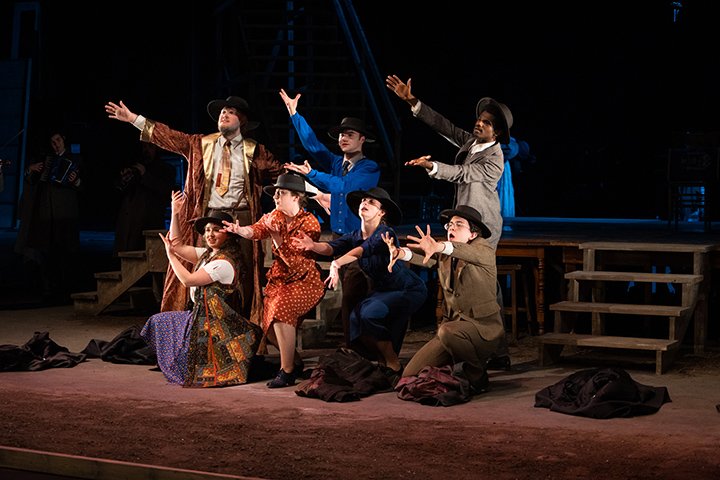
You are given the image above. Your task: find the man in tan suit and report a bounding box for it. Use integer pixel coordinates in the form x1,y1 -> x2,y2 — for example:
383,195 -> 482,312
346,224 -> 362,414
105,97 -> 281,323
390,205 -> 504,393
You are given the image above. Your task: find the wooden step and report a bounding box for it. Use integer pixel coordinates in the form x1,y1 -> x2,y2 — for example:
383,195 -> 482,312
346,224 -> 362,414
550,301 -> 689,317
95,271 -> 121,281
538,332 -> 680,374
564,271 -> 702,284
580,241 -> 713,254
539,332 -> 679,351
118,250 -> 146,259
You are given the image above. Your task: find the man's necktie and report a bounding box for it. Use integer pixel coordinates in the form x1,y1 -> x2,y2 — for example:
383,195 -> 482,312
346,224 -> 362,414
216,140 -> 232,196
449,257 -> 458,290
342,160 -> 351,175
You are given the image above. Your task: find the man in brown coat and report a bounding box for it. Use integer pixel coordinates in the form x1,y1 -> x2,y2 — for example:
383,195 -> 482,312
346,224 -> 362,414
389,205 -> 504,393
105,97 -> 281,324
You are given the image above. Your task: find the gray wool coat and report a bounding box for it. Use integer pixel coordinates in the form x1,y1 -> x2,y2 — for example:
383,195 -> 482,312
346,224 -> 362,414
415,102 -> 504,250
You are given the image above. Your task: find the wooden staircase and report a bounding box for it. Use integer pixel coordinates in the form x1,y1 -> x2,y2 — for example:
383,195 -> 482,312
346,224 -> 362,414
71,230 -> 167,315
539,241 -> 703,374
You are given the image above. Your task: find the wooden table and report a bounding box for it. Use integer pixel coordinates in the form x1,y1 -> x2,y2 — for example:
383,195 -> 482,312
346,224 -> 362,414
497,238 -> 582,335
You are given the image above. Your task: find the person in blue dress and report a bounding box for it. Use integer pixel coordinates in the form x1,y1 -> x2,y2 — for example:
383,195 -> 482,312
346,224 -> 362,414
293,187 -> 427,385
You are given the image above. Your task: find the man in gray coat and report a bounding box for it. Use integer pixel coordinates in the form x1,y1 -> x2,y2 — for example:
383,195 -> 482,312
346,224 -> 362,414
385,74 -> 512,251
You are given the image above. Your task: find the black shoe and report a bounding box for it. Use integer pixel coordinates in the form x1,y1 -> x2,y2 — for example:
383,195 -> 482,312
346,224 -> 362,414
471,371 -> 490,395
292,361 -> 305,378
380,365 -> 404,388
267,369 -> 296,388
486,354 -> 511,371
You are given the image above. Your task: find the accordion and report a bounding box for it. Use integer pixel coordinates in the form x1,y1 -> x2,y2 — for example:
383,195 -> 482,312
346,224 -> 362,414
49,157 -> 78,185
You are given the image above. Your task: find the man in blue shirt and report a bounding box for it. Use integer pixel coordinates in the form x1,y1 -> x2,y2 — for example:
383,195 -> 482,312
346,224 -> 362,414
280,89 -> 380,235
280,88 -> 381,346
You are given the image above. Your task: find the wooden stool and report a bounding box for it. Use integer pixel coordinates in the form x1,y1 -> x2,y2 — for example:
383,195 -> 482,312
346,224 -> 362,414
497,263 -> 533,340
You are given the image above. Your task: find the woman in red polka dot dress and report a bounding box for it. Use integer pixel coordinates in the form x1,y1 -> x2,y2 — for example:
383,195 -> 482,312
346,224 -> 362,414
224,173 -> 325,388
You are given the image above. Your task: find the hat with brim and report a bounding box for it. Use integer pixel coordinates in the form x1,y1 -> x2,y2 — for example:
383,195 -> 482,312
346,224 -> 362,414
476,97 -> 513,144
207,96 -> 260,132
346,187 -> 402,226
439,205 -> 491,239
194,210 -> 235,234
263,173 -> 315,197
327,117 -> 376,143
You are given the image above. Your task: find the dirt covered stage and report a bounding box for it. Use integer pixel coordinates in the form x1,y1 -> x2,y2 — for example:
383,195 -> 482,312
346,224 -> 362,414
1,306 -> 719,480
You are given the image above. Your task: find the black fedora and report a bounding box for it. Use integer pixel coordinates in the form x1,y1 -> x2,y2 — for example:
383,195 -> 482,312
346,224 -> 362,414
263,173 -> 315,197
327,117 -> 376,143
194,210 -> 234,234
346,187 -> 402,226
207,96 -> 260,132
475,97 -> 513,144
439,205 -> 491,239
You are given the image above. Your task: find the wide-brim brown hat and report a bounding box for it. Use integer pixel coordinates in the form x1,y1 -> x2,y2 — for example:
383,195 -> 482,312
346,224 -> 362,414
439,205 -> 491,239
263,173 -> 315,197
346,187 -> 402,226
475,97 -> 513,144
194,209 -> 235,234
327,117 -> 376,143
207,96 -> 260,132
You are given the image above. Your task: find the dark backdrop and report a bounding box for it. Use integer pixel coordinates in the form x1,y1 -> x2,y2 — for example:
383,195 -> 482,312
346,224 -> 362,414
2,0 -> 718,229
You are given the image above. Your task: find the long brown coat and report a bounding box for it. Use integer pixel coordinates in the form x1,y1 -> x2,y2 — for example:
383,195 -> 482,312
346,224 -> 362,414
140,120 -> 281,325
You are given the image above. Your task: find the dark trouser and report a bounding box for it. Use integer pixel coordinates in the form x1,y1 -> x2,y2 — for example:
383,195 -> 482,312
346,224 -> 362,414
339,261 -> 369,348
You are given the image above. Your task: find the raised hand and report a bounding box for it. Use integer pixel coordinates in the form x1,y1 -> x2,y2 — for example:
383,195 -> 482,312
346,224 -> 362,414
222,219 -> 252,239
170,190 -> 184,213
404,155 -> 433,169
406,224 -> 440,264
291,231 -> 315,251
105,100 -> 136,123
386,75 -> 416,105
283,160 -> 312,175
381,231 -> 400,272
158,231 -> 178,258
279,88 -> 301,115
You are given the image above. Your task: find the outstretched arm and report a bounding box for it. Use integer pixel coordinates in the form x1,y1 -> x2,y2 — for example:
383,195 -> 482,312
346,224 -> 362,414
105,100 -> 138,124
159,231 -> 211,287
279,88 -> 300,115
222,220 -> 254,239
405,155 -> 434,171
326,246 -> 362,290
386,75 -> 419,107
165,190 -> 198,263
406,224 -> 443,264
381,231 -> 402,272
291,231 -> 334,256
